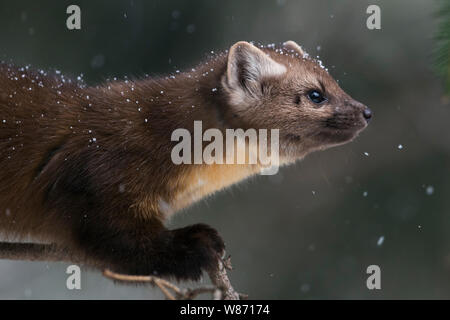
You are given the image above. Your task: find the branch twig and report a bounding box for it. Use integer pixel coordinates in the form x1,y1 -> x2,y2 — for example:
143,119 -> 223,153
103,269 -> 220,300
208,255 -> 245,300
0,241 -> 245,300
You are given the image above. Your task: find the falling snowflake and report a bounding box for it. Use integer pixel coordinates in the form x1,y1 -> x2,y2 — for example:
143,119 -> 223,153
425,185 -> 434,196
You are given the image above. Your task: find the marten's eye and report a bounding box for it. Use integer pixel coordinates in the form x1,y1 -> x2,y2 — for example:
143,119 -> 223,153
307,90 -> 326,104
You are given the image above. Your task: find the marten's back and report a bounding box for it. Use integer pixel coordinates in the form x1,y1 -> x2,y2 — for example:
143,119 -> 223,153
0,63 -> 82,239
0,63 -> 189,242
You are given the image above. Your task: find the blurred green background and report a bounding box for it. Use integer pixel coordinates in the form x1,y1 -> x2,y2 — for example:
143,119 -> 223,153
0,0 -> 449,299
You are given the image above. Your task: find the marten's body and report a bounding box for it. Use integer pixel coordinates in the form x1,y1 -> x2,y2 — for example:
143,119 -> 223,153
0,41 -> 371,279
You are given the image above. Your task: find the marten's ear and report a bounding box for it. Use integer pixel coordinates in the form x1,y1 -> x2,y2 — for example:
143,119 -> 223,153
283,40 -> 305,56
224,41 -> 286,104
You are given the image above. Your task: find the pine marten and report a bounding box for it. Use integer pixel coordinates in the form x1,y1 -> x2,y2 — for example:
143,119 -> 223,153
0,41 -> 371,280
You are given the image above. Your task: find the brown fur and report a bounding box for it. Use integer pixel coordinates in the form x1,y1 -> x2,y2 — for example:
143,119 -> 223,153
0,41 -> 370,279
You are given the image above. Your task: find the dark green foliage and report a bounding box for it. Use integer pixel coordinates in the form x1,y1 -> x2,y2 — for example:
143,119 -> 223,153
434,0 -> 450,93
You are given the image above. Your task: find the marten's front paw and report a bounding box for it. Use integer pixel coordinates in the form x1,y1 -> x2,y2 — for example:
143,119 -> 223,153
168,223 -> 225,280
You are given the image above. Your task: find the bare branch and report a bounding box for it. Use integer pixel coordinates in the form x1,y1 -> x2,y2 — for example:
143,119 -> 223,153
0,241 -> 245,300
103,269 -> 183,300
208,255 -> 241,300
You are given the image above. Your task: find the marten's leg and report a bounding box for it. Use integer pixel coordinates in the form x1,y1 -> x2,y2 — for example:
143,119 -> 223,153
41,155 -> 225,280
74,217 -> 225,280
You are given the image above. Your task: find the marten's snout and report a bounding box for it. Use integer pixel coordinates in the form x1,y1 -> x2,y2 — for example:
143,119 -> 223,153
347,99 -> 372,124
362,107 -> 372,123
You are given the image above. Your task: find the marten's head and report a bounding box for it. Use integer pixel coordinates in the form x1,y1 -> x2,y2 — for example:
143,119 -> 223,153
221,41 -> 372,161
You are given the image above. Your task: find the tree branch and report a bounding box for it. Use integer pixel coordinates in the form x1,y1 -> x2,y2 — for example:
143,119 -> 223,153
0,242 -> 245,300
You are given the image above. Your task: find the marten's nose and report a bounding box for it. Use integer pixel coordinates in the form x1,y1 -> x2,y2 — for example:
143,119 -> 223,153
362,107 -> 372,122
